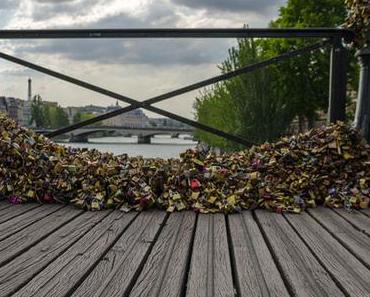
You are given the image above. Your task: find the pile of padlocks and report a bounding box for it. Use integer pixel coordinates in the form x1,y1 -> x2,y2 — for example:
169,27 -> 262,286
0,113 -> 369,213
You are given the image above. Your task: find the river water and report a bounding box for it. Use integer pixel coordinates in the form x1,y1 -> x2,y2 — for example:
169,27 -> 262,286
58,135 -> 198,159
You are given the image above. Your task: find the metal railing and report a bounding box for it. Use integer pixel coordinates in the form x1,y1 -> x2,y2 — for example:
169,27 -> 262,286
0,28 -> 356,146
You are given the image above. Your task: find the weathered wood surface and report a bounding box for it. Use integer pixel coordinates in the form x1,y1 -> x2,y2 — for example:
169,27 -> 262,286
0,210 -> 110,297
0,201 -> 12,211
186,214 -> 234,297
129,212 -> 195,297
333,208 -> 370,236
285,212 -> 370,296
255,210 -> 346,296
228,212 -> 289,297
360,208 -> 370,217
0,204 -> 64,242
308,208 -> 370,268
14,211 -> 136,297
0,204 -> 368,297
0,203 -> 40,224
0,205 -> 81,266
73,211 -> 167,297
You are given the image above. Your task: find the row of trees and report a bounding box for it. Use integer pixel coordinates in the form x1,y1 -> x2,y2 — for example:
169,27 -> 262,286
194,0 -> 358,150
30,95 -> 70,129
30,95 -> 102,129
72,112 -> 101,125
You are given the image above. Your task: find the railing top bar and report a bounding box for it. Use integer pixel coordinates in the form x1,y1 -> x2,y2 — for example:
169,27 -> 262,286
0,28 -> 354,40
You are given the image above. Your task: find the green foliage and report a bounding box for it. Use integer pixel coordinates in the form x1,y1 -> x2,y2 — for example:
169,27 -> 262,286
272,0 -> 346,28
222,39 -> 295,144
194,39 -> 295,149
47,106 -> 70,129
194,0 -> 358,149
194,85 -> 239,149
73,112 -> 102,126
269,0 -> 358,117
30,95 -> 69,129
30,95 -> 47,128
73,112 -> 82,124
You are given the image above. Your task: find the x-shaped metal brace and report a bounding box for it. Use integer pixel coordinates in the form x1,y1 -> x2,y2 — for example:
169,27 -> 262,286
0,40 -> 328,147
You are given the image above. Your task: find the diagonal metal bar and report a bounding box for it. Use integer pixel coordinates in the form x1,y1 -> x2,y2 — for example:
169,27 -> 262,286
0,52 -> 253,146
44,40 -> 330,137
142,40 -> 330,107
0,40 -> 329,146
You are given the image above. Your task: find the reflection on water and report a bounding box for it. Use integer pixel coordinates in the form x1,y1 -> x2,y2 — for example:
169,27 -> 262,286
58,135 -> 198,159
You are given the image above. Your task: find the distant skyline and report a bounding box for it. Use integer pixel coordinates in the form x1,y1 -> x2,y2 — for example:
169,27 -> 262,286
0,0 -> 286,118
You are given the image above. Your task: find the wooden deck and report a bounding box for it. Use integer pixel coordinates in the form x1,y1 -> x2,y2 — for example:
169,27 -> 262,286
0,201 -> 369,297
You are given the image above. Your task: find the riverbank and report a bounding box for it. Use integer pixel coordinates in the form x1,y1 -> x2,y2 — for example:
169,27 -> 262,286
57,135 -> 198,158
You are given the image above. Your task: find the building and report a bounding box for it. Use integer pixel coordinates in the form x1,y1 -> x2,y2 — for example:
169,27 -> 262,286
0,97 -> 27,126
0,97 -> 8,114
23,100 -> 32,127
79,104 -> 106,114
43,101 -> 58,108
64,106 -> 80,124
63,105 -> 106,124
149,117 -> 191,129
2,97 -> 25,126
102,101 -> 150,128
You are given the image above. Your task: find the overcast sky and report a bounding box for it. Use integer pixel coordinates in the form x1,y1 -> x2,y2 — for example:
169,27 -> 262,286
0,0 -> 285,118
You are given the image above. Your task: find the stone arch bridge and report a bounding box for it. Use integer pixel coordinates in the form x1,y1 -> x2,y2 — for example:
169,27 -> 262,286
36,126 -> 195,144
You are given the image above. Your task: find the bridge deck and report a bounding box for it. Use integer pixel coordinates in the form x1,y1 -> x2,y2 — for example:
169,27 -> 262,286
0,201 -> 369,297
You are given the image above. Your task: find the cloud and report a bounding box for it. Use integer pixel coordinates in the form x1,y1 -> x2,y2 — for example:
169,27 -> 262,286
0,0 -> 284,117
34,0 -> 77,3
30,0 -> 102,22
0,0 -> 20,10
10,3 -> 235,66
15,38 -> 232,66
172,0 -> 284,13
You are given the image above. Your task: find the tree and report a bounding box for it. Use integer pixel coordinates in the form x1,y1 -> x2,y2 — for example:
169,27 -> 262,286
194,38 -> 295,149
221,38 -> 295,144
48,106 -> 69,129
73,112 -> 82,124
30,95 -> 47,128
30,95 -> 69,129
43,104 -> 51,128
194,84 -> 239,149
266,0 -> 358,126
73,112 -> 102,126
194,0 -> 356,149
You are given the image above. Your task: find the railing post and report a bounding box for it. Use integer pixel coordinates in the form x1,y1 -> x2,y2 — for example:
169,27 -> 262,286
353,25 -> 370,141
328,36 -> 347,123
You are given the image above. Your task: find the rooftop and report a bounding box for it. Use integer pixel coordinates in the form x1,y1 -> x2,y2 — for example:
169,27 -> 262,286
0,202 -> 368,296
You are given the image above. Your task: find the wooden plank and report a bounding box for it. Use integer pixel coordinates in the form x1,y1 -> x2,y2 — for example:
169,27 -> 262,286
129,212 -> 196,297
71,211 -> 167,297
0,209 -> 110,297
333,209 -> 370,236
0,204 -> 63,242
0,203 -> 40,224
228,212 -> 289,297
0,201 -> 12,211
186,214 -> 234,297
255,210 -> 345,297
285,211 -> 370,296
360,208 -> 370,217
0,205 -> 82,266
13,211 -> 137,297
308,208 -> 370,268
